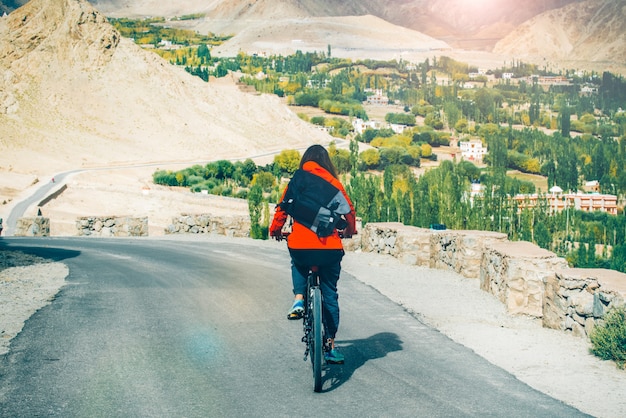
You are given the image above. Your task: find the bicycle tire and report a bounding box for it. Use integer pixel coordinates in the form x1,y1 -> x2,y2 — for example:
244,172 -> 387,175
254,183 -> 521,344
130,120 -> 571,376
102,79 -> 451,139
311,286 -> 323,392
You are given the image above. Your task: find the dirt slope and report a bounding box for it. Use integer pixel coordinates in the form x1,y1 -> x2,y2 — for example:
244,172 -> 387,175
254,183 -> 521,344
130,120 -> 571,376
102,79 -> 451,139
0,0 -> 329,206
494,0 -> 626,71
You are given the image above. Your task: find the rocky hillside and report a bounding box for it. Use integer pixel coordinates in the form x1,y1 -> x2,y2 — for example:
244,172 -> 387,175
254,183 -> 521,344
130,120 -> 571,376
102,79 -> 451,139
9,1 -> 622,63
494,0 -> 626,71
0,0 -> 325,180
83,0 -> 578,50
86,0 -> 623,71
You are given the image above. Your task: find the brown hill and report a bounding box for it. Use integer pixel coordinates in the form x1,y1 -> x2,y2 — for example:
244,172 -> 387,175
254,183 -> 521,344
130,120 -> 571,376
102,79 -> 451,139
205,14 -> 452,62
87,0 -> 578,50
88,0 -> 626,70
0,0 -> 328,203
493,0 -> 626,72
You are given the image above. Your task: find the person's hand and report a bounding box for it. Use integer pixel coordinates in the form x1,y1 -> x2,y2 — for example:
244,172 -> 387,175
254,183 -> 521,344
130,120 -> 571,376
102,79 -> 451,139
338,230 -> 355,239
270,231 -> 281,241
270,229 -> 287,241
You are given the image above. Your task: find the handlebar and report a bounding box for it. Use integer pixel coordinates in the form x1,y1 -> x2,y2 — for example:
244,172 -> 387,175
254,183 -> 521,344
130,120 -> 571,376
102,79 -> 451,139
271,230 -> 357,241
273,231 -> 290,241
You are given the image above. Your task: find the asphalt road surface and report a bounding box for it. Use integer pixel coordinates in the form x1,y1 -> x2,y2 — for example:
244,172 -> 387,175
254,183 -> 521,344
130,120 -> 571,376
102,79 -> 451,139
0,237 -> 589,417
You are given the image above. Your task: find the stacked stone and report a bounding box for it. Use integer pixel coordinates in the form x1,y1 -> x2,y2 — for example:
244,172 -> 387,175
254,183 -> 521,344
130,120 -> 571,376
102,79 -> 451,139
76,216 -> 148,237
544,268 -> 626,337
165,214 -> 250,238
431,230 -> 507,279
14,217 -> 50,237
359,222 -> 626,340
480,241 -> 569,317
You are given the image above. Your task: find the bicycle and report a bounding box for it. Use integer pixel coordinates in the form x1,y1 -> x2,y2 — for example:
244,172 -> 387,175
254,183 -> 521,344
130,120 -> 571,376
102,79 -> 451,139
278,232 -> 329,392
302,264 -> 327,392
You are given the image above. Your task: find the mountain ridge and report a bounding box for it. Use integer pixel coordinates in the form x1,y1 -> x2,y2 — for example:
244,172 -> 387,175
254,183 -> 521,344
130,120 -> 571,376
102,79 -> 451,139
80,0 -> 626,68
4,0 -> 621,66
494,0 -> 626,71
84,0 -> 579,51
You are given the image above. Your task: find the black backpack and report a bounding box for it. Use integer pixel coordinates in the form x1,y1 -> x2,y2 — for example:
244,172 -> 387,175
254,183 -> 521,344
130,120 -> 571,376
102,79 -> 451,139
278,169 -> 351,237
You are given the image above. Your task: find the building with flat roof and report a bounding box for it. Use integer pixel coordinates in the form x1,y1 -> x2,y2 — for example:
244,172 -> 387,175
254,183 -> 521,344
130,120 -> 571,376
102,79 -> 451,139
513,191 -> 618,215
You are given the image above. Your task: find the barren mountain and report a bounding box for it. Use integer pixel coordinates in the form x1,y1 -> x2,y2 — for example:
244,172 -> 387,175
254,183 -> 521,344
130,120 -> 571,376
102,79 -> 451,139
86,0 -> 578,51
494,0 -> 626,72
85,0 -> 626,69
7,1 -> 620,66
205,14 -> 451,62
0,0 -> 327,203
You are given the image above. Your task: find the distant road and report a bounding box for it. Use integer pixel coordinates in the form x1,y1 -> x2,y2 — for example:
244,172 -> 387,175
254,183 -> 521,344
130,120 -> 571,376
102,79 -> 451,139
4,170 -> 78,237
0,236 -> 589,417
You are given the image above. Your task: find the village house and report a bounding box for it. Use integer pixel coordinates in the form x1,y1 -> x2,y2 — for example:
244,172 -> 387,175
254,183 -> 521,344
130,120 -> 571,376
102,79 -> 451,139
364,88 -> 389,105
513,189 -> 618,215
459,139 -> 487,162
352,118 -> 385,134
389,123 -> 409,134
528,75 -> 570,85
580,85 -> 598,95
352,118 -> 408,135
582,180 -> 600,193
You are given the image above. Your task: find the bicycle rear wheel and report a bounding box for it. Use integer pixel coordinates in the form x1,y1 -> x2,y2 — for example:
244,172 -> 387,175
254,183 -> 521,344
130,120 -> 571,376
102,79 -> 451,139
311,286 -> 323,392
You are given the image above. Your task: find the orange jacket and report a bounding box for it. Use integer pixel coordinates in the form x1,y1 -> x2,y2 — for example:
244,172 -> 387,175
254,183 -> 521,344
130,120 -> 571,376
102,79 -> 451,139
270,161 -> 356,250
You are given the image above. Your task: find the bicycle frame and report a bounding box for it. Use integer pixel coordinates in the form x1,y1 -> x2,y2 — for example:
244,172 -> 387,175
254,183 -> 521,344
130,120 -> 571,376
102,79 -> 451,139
302,265 -> 326,392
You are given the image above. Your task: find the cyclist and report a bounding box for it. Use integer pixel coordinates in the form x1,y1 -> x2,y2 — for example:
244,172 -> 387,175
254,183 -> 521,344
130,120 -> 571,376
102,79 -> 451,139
270,144 -> 356,364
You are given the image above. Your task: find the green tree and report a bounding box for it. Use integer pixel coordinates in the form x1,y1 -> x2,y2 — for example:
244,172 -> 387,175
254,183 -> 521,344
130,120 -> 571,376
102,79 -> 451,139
555,144 -> 579,192
274,149 -> 301,175
197,43 -> 211,64
248,184 -> 267,239
240,159 -> 257,181
252,171 -> 275,191
560,106 -> 571,137
360,149 -> 380,169
534,222 -> 552,250
349,137 -> 359,176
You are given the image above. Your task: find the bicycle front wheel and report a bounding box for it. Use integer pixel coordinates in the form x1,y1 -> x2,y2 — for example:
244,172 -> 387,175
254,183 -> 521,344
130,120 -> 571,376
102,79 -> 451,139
311,286 -> 323,392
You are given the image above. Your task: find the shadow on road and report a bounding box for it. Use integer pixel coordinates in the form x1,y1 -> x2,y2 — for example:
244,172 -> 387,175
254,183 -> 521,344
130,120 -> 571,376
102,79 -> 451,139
322,332 -> 403,392
0,241 -> 81,271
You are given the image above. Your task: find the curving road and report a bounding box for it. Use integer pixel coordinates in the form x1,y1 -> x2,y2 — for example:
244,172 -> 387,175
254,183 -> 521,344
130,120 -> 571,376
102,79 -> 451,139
0,236 -> 589,417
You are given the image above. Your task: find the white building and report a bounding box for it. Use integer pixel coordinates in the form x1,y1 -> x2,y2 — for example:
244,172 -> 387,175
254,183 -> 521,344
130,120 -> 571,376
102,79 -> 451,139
352,118 -> 385,134
364,89 -> 389,105
459,139 -> 487,162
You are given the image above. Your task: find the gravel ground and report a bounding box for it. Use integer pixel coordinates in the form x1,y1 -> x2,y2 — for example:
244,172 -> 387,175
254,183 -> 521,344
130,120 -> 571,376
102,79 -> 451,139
0,251 -> 68,356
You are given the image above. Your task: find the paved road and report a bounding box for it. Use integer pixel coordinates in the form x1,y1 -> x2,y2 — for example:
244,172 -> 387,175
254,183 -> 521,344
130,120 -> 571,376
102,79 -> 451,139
3,172 -> 72,237
0,237 -> 589,417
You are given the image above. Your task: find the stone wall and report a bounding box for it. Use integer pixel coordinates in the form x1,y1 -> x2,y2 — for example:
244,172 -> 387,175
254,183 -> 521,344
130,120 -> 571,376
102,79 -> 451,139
480,241 -> 569,318
165,214 -> 250,238
76,216 -> 148,237
361,222 -> 508,278
358,222 -> 626,338
544,268 -> 626,337
14,217 -> 50,237
431,229 -> 508,279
